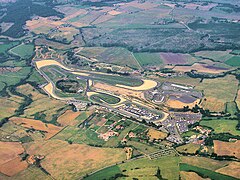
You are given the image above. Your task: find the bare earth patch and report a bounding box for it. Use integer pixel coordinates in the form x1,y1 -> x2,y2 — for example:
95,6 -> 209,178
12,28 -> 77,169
116,79 -> 157,91
166,99 -> 200,109
94,82 -> 144,100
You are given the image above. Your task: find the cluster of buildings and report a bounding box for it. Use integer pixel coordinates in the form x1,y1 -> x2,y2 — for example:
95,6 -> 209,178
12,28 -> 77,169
67,100 -> 88,111
98,130 -> 119,141
146,82 -> 202,105
161,112 -> 202,144
186,126 -> 212,145
117,104 -> 161,121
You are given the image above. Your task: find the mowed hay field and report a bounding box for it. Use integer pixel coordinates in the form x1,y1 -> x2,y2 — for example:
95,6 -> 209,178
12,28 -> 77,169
17,84 -> 67,121
147,128 -> 167,140
195,75 -> 238,112
9,117 -> 62,140
0,142 -> 28,176
214,140 -> 240,159
24,139 -> 126,179
57,110 -> 81,126
216,162 -> 240,179
180,171 -> 206,180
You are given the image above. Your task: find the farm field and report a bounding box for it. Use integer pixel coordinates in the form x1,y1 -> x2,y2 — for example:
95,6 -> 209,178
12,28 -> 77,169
216,162 -> 240,179
180,163 -> 236,180
57,110 -> 81,126
194,50 -> 234,62
214,140 -> 240,159
126,140 -> 160,154
173,62 -> 230,74
147,128 -> 167,140
133,52 -> 163,67
195,75 -> 238,112
86,156 -> 180,180
180,156 -> 230,171
8,166 -> 52,180
235,90 -> 240,109
225,102 -> 238,117
160,52 -> 197,65
17,84 -> 67,122
225,56 -> 240,67
0,141 -> 28,176
25,139 -> 126,179
78,47 -> 141,69
180,171 -> 207,180
0,67 -> 31,87
9,117 -> 62,139
0,39 -> 19,57
199,119 -> 240,136
0,96 -> 21,121
1,0 -> 240,179
9,43 -> 34,59
176,143 -> 200,154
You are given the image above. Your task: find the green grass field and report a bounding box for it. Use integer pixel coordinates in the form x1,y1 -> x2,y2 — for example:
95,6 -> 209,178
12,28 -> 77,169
180,163 -> 237,180
0,39 -> 19,56
200,119 -> 240,136
194,51 -> 233,62
176,143 -> 200,154
231,50 -> 240,55
225,102 -> 238,117
126,140 -> 160,154
90,72 -> 143,87
181,130 -> 199,138
52,126 -> 79,141
133,52 -> 163,67
225,56 -> 240,66
69,128 -> 105,146
90,93 -> 120,104
9,43 -> 34,59
0,67 -> 31,86
86,156 -> 180,180
27,69 -> 47,84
